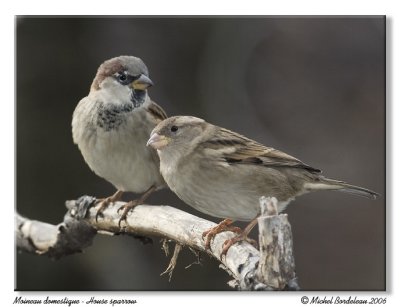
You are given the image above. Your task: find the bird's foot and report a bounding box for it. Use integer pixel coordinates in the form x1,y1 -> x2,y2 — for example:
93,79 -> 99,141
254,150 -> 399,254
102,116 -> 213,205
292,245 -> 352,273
220,217 -> 259,259
220,234 -> 258,259
202,219 -> 242,251
95,190 -> 124,222
117,200 -> 139,227
117,185 -> 157,227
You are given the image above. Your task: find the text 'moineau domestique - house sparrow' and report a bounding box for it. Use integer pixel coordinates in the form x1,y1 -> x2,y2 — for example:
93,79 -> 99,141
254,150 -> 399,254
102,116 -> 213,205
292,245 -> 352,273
147,116 -> 378,255
72,56 -> 167,223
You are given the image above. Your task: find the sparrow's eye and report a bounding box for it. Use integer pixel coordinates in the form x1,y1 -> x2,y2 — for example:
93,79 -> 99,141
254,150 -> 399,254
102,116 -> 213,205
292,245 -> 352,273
170,126 -> 179,133
116,71 -> 131,85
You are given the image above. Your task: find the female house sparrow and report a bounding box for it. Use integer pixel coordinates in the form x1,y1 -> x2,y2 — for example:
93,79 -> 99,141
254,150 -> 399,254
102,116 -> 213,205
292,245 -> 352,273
72,56 -> 167,224
147,116 -> 378,255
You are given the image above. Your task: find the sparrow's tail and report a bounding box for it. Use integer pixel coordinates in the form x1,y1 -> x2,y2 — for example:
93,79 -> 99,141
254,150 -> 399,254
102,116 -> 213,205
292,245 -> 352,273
304,177 -> 379,199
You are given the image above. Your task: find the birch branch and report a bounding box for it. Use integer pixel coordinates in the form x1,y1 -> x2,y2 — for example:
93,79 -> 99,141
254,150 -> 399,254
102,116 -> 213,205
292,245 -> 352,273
15,198 -> 97,259
16,195 -> 299,290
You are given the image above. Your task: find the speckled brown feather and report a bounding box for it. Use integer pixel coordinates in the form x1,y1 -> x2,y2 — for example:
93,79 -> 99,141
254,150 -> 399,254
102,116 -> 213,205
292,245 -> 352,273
203,127 -> 321,173
146,100 -> 168,122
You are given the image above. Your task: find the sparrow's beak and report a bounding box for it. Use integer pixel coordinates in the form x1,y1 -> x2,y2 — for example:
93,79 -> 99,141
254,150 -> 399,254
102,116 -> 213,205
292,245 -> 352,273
131,74 -> 154,90
147,133 -> 170,150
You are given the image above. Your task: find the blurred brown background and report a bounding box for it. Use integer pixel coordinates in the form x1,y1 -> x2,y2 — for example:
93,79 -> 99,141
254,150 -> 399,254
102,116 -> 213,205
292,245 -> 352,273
16,17 -> 385,290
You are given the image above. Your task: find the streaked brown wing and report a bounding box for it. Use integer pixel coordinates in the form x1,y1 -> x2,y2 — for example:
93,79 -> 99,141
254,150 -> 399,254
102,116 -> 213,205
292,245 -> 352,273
204,127 -> 321,173
147,100 -> 168,122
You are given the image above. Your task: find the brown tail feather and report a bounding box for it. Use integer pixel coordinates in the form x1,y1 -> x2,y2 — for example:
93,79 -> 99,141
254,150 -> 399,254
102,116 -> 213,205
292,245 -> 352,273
305,178 -> 378,199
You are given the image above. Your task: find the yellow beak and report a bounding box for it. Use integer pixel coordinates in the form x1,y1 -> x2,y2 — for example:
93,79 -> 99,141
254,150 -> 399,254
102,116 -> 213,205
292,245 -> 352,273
147,133 -> 170,150
131,74 -> 154,90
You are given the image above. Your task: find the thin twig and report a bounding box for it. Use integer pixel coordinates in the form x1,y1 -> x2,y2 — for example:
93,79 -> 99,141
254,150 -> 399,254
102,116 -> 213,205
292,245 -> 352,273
160,243 -> 183,281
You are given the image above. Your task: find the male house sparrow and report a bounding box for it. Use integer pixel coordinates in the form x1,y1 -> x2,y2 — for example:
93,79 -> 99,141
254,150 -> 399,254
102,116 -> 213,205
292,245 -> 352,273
147,116 -> 378,255
72,56 -> 167,223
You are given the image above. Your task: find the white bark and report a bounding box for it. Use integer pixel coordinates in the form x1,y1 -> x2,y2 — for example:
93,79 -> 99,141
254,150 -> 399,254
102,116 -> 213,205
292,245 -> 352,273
257,197 -> 298,290
16,195 -> 298,290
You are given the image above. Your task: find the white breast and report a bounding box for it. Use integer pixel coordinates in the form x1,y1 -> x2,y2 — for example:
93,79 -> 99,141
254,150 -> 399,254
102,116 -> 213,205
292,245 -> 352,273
72,96 -> 164,193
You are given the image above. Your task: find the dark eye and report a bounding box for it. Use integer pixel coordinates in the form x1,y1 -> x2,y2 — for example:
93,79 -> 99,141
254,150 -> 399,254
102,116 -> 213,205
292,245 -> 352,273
116,71 -> 131,85
170,125 -> 179,132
